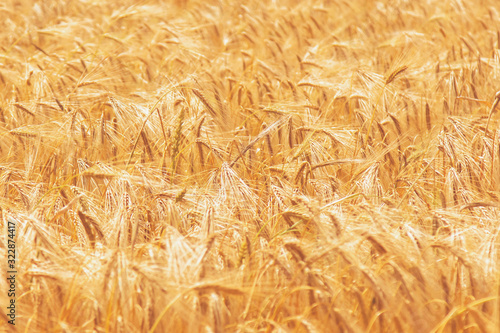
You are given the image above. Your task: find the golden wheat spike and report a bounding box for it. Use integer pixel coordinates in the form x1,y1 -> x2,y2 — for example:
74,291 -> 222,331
385,65 -> 408,85
484,91 -> 500,137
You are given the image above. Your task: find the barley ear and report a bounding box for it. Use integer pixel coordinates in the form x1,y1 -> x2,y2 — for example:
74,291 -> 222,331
484,91 -> 500,137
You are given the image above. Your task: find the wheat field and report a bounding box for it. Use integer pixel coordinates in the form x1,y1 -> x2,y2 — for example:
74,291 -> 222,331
1,0 -> 500,332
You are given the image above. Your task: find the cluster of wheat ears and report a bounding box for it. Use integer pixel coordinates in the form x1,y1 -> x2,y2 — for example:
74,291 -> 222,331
1,0 -> 500,332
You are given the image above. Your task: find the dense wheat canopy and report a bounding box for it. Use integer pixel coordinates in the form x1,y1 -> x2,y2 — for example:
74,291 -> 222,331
1,0 -> 500,331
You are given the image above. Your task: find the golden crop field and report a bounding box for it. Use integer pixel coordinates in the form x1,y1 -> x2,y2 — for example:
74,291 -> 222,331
1,0 -> 500,332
